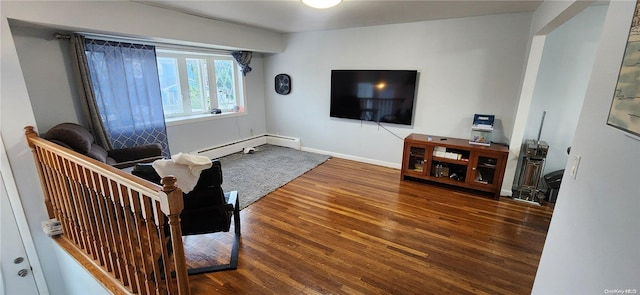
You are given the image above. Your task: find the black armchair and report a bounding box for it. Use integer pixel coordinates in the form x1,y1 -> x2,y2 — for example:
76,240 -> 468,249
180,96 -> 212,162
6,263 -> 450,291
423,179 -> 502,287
43,123 -> 162,169
132,160 -> 241,274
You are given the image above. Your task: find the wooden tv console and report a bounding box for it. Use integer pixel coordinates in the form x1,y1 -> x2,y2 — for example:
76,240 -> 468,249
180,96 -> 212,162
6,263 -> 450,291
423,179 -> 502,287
401,133 -> 509,199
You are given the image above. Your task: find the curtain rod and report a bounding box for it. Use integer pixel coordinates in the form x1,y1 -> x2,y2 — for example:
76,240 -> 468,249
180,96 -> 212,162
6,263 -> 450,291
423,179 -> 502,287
53,32 -> 242,55
54,33 -> 70,40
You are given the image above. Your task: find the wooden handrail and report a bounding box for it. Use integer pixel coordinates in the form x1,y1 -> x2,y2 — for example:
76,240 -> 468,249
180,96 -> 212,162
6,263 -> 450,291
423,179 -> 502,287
25,126 -> 190,295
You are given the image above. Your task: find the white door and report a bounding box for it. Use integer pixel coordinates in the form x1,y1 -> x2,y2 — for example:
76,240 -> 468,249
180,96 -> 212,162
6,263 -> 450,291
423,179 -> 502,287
1,135 -> 47,295
0,177 -> 40,295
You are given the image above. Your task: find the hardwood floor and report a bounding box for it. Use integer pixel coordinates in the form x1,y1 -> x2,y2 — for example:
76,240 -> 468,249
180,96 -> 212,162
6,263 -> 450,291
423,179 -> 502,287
186,158 -> 554,295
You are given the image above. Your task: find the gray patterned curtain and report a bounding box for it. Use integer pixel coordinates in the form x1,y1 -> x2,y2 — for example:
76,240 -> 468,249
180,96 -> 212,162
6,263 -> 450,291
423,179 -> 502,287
231,51 -> 253,76
70,34 -> 111,150
75,35 -> 170,157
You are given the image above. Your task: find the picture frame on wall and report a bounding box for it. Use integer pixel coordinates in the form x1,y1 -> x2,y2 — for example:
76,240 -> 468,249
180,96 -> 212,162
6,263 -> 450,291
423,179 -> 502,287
607,1 -> 640,138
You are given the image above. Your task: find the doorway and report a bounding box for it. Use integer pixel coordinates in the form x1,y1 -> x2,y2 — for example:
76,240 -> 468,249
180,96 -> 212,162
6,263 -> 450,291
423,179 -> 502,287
514,4 -> 608,204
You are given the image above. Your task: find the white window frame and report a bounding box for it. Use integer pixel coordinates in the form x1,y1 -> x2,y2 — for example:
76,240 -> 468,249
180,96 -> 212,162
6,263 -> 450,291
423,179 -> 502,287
156,49 -> 246,124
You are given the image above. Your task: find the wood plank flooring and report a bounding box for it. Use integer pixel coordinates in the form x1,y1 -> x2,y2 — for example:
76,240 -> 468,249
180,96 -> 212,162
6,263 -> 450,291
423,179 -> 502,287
186,158 -> 554,295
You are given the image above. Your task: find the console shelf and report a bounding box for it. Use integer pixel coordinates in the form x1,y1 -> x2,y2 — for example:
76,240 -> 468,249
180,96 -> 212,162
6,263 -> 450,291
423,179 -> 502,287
401,133 -> 508,199
431,156 -> 469,166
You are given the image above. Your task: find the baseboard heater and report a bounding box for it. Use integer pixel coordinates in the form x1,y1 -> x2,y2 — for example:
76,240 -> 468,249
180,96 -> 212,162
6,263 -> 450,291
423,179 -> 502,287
265,134 -> 301,149
196,134 -> 301,159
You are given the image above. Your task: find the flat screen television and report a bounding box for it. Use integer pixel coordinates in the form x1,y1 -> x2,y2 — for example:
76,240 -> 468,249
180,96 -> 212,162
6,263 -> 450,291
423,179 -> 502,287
330,70 -> 418,126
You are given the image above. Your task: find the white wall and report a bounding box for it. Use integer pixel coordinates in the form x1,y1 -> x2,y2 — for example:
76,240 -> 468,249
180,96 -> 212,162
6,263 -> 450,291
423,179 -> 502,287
533,0 -> 640,293
10,23 -> 87,132
264,13 -> 532,167
1,15 -> 73,295
530,0 -> 592,36
1,1 -> 282,293
523,5 -> 607,175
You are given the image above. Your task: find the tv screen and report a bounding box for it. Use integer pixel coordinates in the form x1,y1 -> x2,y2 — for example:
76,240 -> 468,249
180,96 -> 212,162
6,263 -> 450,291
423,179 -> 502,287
330,70 -> 418,126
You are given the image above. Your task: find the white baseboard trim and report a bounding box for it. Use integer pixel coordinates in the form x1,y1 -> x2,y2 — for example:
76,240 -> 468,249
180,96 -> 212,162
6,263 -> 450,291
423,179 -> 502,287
501,189 -> 513,197
300,147 -> 401,169
200,138 -> 514,198
199,139 -> 516,200
302,147 -> 513,199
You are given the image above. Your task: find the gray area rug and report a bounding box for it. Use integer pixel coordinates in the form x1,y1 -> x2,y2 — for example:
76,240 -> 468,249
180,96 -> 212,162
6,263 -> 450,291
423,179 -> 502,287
218,144 -> 331,210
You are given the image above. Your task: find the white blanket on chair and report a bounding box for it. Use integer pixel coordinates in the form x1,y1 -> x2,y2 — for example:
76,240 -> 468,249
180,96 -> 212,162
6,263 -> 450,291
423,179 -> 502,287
152,153 -> 212,193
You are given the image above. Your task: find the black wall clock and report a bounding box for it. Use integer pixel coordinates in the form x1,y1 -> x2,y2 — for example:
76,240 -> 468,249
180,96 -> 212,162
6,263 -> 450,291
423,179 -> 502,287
275,74 -> 291,95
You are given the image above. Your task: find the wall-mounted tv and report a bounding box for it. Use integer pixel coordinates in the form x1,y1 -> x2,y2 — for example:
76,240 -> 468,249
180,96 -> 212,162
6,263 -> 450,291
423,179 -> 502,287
330,70 -> 418,126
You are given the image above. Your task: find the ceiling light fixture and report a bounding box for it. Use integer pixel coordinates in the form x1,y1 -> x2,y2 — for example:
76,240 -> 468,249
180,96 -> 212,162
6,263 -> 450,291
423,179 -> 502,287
301,0 -> 342,9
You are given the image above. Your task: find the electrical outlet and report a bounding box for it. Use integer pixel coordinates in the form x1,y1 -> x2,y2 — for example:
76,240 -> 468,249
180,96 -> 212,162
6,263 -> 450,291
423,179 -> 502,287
570,154 -> 581,179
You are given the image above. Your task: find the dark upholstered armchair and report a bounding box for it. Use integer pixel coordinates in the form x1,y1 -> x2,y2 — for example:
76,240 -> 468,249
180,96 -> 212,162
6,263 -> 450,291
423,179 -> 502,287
132,160 -> 241,274
42,123 -> 162,169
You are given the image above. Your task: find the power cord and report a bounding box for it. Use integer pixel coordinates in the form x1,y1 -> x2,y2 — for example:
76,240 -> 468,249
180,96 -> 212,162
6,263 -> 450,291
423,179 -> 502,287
376,121 -> 404,141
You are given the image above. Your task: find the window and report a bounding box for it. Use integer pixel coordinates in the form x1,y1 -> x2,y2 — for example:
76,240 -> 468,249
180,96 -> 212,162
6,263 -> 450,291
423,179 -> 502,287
156,49 -> 245,119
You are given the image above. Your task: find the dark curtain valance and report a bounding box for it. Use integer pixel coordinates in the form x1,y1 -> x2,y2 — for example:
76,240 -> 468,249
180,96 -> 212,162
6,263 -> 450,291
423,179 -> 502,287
231,51 -> 253,76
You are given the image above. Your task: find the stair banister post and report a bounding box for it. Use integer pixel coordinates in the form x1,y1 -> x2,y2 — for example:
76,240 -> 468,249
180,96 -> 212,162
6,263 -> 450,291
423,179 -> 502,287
160,175 -> 190,295
25,126 -> 55,218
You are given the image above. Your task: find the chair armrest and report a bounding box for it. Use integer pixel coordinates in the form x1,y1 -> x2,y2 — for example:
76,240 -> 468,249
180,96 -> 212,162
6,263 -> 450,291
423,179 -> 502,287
108,143 -> 162,163
131,163 -> 162,184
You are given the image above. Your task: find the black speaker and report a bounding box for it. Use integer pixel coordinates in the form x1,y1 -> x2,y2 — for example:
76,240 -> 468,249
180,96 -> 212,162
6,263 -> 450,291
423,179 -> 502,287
275,74 -> 291,95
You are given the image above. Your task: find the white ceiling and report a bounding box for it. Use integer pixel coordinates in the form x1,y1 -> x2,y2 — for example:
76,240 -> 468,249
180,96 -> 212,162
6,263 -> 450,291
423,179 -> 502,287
136,0 -> 544,34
